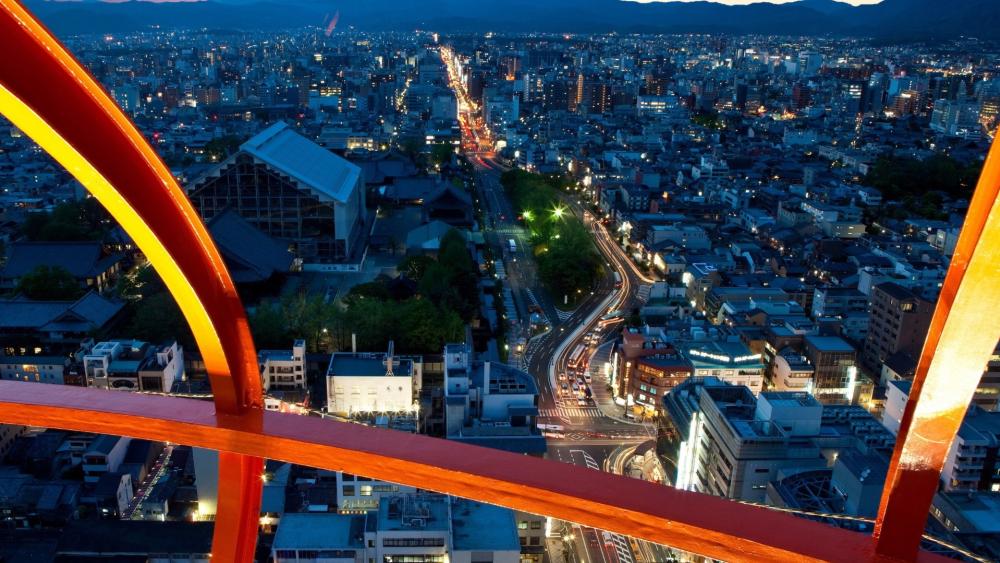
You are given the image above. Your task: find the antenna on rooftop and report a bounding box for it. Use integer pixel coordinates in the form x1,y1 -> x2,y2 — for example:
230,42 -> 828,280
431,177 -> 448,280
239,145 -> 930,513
385,340 -> 395,376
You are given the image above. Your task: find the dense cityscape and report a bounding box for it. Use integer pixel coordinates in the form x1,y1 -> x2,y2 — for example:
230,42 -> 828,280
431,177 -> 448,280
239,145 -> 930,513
2,2 -> 1000,562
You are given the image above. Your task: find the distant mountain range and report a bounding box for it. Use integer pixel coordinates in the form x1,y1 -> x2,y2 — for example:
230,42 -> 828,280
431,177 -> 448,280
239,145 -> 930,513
21,0 -> 1000,40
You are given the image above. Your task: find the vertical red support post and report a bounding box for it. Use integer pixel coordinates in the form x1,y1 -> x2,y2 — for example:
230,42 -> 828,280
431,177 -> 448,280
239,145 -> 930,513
0,2 -> 265,559
875,132 -> 1000,559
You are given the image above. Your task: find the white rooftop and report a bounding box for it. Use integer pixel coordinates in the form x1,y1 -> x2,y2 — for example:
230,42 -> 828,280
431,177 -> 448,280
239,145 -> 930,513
241,121 -> 360,204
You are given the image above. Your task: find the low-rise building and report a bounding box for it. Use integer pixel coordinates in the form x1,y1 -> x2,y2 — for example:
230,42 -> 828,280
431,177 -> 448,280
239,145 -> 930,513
680,338 -> 765,395
443,343 -> 545,455
663,380 -> 894,503
82,340 -> 183,392
326,343 -> 421,415
272,494 -> 520,563
0,354 -> 69,384
260,339 -> 306,392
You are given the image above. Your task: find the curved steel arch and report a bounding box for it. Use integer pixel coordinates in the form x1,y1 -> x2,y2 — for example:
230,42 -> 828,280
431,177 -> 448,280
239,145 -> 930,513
0,0 -> 998,560
0,1 -> 263,560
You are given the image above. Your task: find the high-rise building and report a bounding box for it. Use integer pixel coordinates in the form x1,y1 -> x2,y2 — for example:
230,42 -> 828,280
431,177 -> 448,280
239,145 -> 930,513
797,52 -> 823,77
863,283 -> 934,377
792,82 -> 811,110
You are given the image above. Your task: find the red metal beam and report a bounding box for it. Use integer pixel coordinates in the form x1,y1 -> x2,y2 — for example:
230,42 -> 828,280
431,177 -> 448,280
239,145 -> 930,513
0,381 -> 952,563
0,2 -> 264,558
875,133 -> 1000,558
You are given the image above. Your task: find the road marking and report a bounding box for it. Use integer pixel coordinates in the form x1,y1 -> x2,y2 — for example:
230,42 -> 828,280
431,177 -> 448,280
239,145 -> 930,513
541,407 -> 604,418
570,449 -> 600,471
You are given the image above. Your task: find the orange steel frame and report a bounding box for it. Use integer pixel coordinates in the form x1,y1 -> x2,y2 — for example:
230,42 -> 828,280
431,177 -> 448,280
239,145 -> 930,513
0,1 -> 998,560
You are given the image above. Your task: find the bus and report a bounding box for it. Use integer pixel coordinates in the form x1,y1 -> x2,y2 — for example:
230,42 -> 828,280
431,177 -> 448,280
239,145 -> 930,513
567,344 -> 588,372
508,238 -> 517,253
613,271 -> 623,288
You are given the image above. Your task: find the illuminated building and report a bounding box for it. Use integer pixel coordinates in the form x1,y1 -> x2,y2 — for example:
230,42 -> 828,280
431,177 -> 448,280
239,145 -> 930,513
0,354 -> 69,384
613,333 -> 693,415
326,343 -> 421,416
81,339 -> 184,393
930,97 -> 983,139
803,335 -> 864,404
334,471 -> 417,513
664,382 -> 893,503
681,339 -> 765,395
0,241 -> 125,294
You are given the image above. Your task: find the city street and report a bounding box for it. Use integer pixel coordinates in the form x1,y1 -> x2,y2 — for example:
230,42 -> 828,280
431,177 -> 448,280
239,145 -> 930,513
439,45 -> 678,563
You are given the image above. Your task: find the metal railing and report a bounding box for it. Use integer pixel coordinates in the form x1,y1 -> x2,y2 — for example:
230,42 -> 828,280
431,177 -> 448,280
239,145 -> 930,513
1,0 -> 999,560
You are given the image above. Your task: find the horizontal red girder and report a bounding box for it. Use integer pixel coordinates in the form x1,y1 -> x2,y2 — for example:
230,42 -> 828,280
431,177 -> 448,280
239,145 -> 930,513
0,381 -> 950,563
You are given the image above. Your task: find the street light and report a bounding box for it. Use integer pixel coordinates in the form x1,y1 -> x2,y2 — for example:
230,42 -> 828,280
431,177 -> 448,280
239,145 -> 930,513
552,205 -> 566,219
523,210 -> 533,221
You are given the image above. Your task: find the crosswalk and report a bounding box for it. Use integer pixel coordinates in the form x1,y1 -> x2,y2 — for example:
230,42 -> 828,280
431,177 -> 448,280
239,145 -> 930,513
493,225 -> 526,236
556,308 -> 574,321
541,407 -> 605,419
635,284 -> 651,303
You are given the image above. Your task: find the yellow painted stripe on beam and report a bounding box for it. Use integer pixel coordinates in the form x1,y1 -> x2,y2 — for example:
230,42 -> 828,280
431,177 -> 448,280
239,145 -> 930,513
0,83 -> 229,379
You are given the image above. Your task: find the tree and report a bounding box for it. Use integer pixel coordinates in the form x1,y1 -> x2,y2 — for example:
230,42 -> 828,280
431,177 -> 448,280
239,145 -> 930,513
203,135 -> 244,162
396,298 -> 464,353
864,153 -> 981,202
15,265 -> 83,300
20,199 -> 109,241
430,143 -> 454,167
536,218 -> 603,306
248,301 -> 292,350
398,255 -> 435,281
346,281 -> 391,303
126,291 -> 193,349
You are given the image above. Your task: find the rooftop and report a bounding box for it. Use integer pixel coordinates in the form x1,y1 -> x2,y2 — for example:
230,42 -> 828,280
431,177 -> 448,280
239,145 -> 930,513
271,512 -> 366,549
450,498 -> 520,552
328,353 -> 414,378
240,121 -> 361,204
378,494 -> 450,532
805,335 -> 856,353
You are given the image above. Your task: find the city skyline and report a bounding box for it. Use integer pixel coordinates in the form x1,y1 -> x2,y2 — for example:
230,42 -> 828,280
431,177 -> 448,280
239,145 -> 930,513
1,0 -> 1000,561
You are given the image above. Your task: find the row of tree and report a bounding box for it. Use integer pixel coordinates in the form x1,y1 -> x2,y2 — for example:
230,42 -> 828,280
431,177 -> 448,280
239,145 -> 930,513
249,229 -> 476,354
20,198 -> 109,242
864,153 -> 982,204
500,169 -> 603,306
